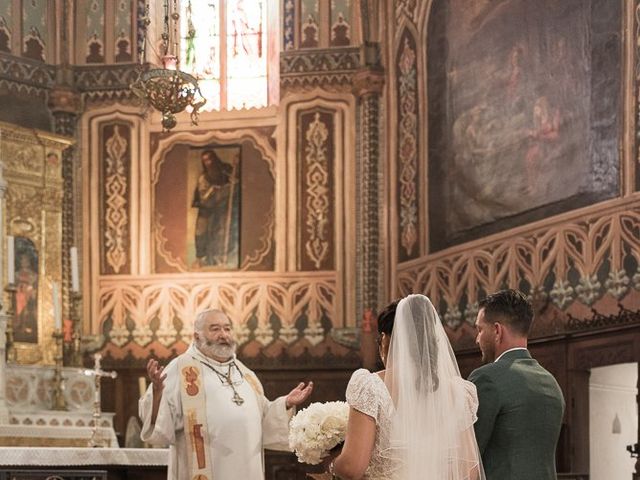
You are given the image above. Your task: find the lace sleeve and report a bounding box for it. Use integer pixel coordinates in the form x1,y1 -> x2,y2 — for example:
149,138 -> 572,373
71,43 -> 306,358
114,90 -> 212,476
345,369 -> 379,420
453,377 -> 479,431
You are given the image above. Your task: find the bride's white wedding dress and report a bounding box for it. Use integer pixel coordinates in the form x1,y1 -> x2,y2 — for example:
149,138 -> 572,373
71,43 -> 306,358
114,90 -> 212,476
346,369 -> 398,479
346,368 -> 480,480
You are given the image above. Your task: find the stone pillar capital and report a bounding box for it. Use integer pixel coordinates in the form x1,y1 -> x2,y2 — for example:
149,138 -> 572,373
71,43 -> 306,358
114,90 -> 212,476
48,85 -> 81,116
352,67 -> 385,97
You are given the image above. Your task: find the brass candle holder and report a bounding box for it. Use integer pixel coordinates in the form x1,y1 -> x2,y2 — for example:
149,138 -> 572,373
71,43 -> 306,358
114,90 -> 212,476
69,291 -> 83,367
51,328 -> 67,410
4,283 -> 16,363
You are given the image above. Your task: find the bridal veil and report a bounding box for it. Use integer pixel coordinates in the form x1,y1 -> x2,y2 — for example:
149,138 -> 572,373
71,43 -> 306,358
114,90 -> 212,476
384,294 -> 485,480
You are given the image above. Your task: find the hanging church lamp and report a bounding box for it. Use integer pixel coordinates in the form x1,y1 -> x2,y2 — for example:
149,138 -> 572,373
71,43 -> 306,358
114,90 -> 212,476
131,0 -> 206,131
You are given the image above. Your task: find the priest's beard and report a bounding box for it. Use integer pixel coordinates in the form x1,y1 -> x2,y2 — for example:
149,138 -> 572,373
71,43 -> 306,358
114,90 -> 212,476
197,338 -> 237,361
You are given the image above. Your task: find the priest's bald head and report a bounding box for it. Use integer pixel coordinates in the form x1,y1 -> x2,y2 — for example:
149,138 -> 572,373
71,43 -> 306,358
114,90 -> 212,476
193,309 -> 237,362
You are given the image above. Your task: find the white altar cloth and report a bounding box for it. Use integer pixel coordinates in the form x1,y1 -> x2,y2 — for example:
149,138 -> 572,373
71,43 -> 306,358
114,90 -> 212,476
0,447 -> 169,466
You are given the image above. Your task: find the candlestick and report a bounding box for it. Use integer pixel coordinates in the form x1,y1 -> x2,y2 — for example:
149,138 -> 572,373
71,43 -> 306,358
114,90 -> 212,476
70,247 -> 79,292
51,329 -> 67,410
4,284 -> 16,363
7,236 -> 14,285
69,291 -> 83,367
53,282 -> 62,330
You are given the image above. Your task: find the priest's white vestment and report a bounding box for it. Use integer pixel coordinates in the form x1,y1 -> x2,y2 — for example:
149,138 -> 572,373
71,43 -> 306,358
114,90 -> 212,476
139,344 -> 293,479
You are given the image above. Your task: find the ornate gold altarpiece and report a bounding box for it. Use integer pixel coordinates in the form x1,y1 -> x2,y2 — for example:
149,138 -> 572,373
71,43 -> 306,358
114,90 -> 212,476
0,121 -> 71,365
0,122 -> 120,448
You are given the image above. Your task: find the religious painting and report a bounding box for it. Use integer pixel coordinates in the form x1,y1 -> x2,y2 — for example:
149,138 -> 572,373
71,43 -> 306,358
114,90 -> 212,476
14,236 -> 38,343
427,0 -> 621,250
188,146 -> 241,269
154,139 -> 276,273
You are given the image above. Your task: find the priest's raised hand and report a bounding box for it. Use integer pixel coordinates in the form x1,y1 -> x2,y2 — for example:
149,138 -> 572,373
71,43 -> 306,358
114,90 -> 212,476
139,309 -> 308,480
285,381 -> 314,409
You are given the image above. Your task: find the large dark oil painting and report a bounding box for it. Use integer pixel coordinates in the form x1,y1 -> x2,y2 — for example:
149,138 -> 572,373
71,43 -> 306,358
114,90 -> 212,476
427,0 -> 621,250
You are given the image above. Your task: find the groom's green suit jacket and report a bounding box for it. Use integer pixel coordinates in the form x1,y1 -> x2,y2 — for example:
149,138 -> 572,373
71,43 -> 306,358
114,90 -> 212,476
469,349 -> 565,480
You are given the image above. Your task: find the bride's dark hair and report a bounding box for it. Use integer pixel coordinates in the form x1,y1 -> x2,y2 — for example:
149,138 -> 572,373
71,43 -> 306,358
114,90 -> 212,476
377,300 -> 400,337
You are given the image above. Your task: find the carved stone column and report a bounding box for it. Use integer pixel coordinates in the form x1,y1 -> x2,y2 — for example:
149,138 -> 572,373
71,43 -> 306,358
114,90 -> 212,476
48,85 -> 80,336
353,59 -> 385,358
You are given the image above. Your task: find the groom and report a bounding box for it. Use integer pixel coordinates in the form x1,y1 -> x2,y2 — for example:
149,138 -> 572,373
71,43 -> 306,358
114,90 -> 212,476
469,289 -> 565,480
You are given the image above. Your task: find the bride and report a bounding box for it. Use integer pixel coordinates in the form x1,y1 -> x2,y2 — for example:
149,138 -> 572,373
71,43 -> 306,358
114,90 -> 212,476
328,294 -> 485,479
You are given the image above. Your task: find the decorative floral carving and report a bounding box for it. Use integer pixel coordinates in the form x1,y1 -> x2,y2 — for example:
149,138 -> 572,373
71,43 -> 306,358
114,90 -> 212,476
156,323 -> 178,347
605,269 -> 630,299
4,144 -> 44,176
443,304 -> 463,328
103,125 -> 129,274
464,302 -> 479,326
254,324 -> 275,346
575,274 -> 601,306
304,113 -> 331,269
550,280 -> 574,309
132,324 -> 153,347
108,324 -> 130,347
279,325 -> 299,345
304,324 -> 325,346
397,36 -> 419,258
395,0 -> 417,25
234,323 -> 251,345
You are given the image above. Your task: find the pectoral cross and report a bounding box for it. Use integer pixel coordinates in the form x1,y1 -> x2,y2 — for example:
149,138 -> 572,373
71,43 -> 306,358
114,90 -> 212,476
221,366 -> 245,405
85,353 -> 117,447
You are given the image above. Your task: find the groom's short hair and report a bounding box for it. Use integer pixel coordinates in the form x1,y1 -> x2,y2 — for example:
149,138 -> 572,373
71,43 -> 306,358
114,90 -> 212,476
479,289 -> 533,336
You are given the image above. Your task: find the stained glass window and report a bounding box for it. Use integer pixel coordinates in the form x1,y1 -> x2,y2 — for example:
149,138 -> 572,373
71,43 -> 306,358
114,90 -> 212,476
180,0 -> 269,111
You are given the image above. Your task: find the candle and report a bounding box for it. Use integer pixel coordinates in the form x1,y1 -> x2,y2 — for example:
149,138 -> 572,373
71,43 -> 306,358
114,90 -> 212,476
7,235 -> 14,285
53,282 -> 62,330
138,376 -> 147,397
70,247 -> 79,292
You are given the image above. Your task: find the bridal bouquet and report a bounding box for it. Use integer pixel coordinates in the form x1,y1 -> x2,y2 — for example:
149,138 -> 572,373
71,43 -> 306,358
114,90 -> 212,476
289,401 -> 349,465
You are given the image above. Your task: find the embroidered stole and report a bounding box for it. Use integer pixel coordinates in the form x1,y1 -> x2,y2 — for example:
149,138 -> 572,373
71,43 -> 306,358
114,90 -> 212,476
178,355 -> 214,480
177,353 -> 265,480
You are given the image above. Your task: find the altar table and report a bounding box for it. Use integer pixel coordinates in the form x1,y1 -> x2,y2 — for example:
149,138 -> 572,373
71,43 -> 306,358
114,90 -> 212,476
0,447 -> 169,479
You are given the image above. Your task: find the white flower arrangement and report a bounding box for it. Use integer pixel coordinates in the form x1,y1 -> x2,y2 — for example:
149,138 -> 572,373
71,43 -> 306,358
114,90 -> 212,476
288,401 -> 350,465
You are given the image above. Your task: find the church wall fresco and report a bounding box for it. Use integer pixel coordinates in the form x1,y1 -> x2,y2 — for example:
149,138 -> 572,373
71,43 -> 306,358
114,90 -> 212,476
427,0 -> 621,251
389,0 -> 640,352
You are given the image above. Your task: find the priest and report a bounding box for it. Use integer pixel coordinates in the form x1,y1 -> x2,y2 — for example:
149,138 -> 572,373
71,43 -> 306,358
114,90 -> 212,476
139,309 -> 314,480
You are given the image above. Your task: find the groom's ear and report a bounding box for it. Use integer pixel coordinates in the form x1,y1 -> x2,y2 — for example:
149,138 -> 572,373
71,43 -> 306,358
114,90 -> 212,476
493,322 -> 503,342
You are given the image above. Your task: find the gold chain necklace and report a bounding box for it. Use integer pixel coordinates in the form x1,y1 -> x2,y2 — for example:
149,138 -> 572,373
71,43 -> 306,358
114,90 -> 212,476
198,359 -> 245,406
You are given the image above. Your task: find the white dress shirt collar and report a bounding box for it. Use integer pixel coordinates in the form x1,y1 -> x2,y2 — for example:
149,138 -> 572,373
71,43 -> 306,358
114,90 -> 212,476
494,347 -> 528,363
